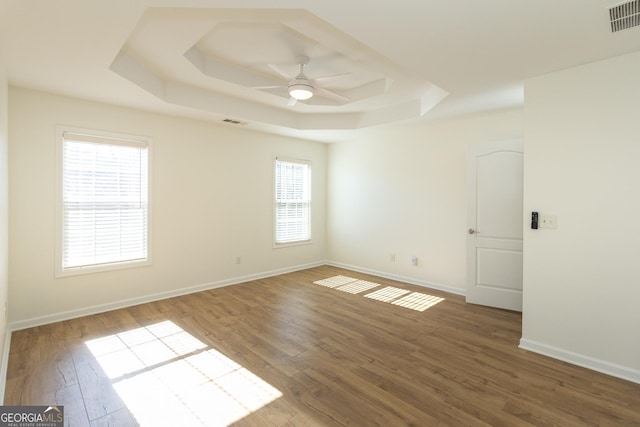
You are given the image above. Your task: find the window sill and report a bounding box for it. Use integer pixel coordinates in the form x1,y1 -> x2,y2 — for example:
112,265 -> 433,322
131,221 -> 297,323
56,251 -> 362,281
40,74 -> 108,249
273,239 -> 312,249
55,258 -> 151,278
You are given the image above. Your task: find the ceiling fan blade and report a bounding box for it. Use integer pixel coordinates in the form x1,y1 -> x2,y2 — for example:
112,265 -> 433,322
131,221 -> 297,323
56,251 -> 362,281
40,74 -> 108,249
252,85 -> 285,90
315,87 -> 350,103
267,63 -> 293,80
313,72 -> 351,85
287,97 -> 298,107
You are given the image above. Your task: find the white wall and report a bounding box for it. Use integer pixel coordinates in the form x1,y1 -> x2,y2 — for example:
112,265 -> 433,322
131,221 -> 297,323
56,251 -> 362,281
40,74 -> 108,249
8,87 -> 327,327
0,60 -> 10,401
326,109 -> 522,293
521,51 -> 640,381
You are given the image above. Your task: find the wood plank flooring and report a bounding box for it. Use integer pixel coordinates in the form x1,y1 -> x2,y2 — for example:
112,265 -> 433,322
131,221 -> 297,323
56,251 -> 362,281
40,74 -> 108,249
5,266 -> 640,426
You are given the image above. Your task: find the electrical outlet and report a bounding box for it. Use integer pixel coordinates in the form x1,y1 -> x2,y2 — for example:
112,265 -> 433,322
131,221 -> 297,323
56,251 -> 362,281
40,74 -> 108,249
411,256 -> 418,266
390,253 -> 396,262
540,214 -> 557,229
235,256 -> 241,264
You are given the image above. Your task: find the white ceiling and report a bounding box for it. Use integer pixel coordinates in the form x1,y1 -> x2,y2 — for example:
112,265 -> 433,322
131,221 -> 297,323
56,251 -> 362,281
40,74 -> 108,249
1,0 -> 639,142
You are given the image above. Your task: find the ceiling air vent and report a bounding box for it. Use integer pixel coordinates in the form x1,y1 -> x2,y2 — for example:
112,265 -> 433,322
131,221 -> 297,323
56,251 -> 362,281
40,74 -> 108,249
222,118 -> 246,125
609,0 -> 640,32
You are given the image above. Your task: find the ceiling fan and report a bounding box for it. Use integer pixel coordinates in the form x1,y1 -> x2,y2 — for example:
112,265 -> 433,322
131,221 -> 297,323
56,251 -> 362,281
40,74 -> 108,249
256,55 -> 351,106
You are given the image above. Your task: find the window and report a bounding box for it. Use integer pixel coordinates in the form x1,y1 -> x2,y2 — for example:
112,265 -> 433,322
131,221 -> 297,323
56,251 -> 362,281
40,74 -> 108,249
274,157 -> 311,245
56,127 -> 151,276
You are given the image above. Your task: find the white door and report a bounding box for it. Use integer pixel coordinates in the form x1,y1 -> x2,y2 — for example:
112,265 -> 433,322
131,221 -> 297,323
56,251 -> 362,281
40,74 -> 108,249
466,139 -> 523,311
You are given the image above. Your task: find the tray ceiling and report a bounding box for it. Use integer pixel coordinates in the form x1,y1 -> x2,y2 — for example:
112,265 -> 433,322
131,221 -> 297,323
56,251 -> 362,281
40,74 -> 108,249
2,1 -> 640,142
110,8 -> 448,132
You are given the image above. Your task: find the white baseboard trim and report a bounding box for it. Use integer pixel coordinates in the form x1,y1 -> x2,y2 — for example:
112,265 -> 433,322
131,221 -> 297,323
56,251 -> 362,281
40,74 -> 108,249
519,338 -> 640,385
9,261 -> 325,332
0,328 -> 11,403
325,261 -> 465,297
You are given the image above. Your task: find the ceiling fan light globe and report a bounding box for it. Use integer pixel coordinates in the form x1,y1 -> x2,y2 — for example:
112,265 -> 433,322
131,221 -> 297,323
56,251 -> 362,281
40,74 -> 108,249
288,83 -> 314,100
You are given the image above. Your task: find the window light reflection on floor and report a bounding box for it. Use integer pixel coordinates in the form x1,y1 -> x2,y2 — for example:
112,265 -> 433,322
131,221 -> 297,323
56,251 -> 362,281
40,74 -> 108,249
364,286 -> 411,303
312,275 -> 358,288
315,276 -> 446,312
335,280 -> 380,294
85,320 -> 282,426
392,292 -> 445,312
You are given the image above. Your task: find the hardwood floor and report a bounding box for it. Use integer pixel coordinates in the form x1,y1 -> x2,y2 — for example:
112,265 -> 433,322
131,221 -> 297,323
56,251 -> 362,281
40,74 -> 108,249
5,265 -> 640,426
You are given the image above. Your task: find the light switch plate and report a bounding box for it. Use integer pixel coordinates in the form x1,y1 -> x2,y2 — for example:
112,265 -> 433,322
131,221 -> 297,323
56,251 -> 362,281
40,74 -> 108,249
540,214 -> 557,229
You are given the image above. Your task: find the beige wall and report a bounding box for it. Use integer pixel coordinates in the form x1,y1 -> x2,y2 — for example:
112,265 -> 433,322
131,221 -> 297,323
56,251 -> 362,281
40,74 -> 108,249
326,109 -> 523,293
522,51 -> 640,381
0,61 -> 10,400
8,87 -> 327,327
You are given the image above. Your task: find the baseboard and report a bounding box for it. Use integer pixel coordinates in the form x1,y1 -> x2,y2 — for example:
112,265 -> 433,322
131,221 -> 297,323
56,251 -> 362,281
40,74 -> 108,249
325,261 -> 465,297
519,338 -> 640,385
9,261 -> 325,332
0,328 -> 10,403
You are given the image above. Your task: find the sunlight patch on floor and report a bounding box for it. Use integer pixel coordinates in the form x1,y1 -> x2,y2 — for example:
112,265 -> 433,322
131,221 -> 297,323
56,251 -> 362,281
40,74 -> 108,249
335,280 -> 380,294
316,276 -> 446,312
392,292 -> 444,311
364,286 -> 411,302
313,275 -> 358,288
85,321 -> 282,426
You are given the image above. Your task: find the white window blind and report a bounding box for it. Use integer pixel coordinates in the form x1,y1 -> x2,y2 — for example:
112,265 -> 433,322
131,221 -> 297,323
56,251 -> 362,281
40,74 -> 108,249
60,131 -> 149,272
275,158 -> 311,245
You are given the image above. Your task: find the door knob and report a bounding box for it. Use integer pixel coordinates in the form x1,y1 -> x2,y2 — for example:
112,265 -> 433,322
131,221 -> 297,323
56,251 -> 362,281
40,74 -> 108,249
468,228 -> 478,235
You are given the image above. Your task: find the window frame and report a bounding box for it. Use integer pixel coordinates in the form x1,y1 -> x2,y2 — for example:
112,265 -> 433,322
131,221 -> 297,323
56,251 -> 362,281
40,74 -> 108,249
55,125 -> 153,277
273,156 -> 312,248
